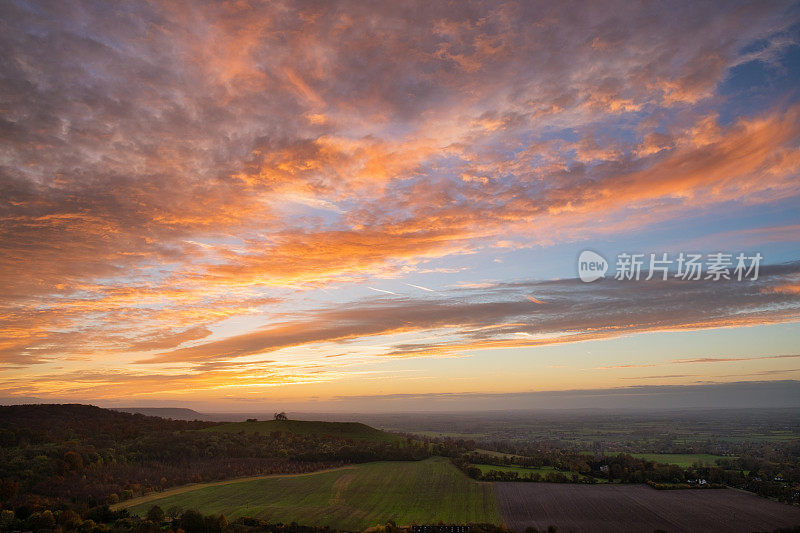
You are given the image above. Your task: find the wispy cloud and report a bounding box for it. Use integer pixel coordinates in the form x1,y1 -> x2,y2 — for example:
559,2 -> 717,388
1,0 -> 799,402
598,353 -> 800,370
136,263 -> 800,365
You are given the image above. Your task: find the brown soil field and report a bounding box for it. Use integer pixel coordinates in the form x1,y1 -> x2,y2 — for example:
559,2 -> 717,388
495,483 -> 800,533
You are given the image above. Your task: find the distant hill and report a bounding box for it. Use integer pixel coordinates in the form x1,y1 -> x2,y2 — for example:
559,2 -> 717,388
203,418 -> 402,442
0,403 -> 213,444
113,407 -> 217,421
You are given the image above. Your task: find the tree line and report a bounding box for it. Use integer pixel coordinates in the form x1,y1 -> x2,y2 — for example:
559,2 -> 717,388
453,447 -> 800,503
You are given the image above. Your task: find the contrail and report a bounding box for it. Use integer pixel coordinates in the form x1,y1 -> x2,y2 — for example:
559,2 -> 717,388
526,295 -> 545,304
406,283 -> 435,292
367,286 -> 399,296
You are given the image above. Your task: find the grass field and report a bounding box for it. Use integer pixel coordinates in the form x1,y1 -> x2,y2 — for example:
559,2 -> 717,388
125,458 -> 500,529
202,419 -> 401,442
472,464 -> 580,477
473,449 -> 526,459
112,467 -> 355,512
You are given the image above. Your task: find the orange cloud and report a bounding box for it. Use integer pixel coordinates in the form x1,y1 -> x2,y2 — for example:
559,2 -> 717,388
2,0 -> 799,402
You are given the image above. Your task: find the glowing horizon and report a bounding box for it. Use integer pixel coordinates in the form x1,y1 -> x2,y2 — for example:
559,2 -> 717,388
1,0 -> 799,410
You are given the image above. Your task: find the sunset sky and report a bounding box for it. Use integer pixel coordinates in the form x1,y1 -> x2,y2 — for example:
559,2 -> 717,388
1,0 -> 800,411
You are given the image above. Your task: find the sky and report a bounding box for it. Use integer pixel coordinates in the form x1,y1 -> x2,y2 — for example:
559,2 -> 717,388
1,0 -> 799,412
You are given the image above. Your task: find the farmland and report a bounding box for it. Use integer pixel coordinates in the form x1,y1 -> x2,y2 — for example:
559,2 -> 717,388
125,457 -> 501,530
626,452 -> 728,467
495,482 -> 800,533
2,405 -> 799,532
579,451 -> 730,468
472,464 -> 581,478
110,467 -> 356,512
474,449 -> 526,460
363,408 -> 800,448
121,458 -> 800,533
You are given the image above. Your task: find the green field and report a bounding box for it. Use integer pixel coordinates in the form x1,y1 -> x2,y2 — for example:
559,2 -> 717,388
473,449 -> 526,460
125,458 -> 500,529
472,464 -> 577,476
581,452 -> 729,468
202,419 -> 401,442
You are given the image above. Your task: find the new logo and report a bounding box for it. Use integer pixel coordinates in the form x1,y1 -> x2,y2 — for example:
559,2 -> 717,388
578,250 -> 608,282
